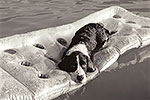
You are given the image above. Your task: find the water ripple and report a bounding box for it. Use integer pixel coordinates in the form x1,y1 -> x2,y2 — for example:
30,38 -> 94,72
0,0 -> 150,37
128,8 -> 150,12
0,15 -> 21,22
102,0 -> 135,5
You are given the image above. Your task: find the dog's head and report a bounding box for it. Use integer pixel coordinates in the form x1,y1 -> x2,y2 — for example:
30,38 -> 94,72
58,51 -> 95,83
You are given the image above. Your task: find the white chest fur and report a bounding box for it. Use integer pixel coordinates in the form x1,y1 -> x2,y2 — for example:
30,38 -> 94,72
67,44 -> 89,57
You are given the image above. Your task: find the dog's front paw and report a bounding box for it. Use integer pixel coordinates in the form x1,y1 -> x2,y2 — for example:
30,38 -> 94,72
87,58 -> 96,72
87,67 -> 96,72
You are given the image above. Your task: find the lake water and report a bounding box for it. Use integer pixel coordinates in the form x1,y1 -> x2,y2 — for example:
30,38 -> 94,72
0,0 -> 150,100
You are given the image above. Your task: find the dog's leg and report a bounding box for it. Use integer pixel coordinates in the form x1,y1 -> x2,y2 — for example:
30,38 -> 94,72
86,57 -> 96,72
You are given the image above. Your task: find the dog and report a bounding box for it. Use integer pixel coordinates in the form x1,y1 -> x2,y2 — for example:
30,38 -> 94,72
58,23 -> 115,83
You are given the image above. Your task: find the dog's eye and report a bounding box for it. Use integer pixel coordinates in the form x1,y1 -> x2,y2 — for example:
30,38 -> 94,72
80,60 -> 86,65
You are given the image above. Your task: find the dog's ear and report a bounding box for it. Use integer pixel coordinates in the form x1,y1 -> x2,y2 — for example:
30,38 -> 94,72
58,59 -> 67,71
58,56 -> 71,72
86,57 -> 96,72
58,55 -> 78,72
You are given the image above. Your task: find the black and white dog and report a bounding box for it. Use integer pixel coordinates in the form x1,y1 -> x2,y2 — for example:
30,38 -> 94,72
58,23 -> 114,83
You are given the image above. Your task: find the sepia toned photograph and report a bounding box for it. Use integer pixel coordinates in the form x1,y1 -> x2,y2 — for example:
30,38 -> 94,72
0,0 -> 150,100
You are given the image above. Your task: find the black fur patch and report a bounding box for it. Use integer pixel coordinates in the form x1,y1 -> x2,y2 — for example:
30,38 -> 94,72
68,23 -> 110,54
58,51 -> 79,72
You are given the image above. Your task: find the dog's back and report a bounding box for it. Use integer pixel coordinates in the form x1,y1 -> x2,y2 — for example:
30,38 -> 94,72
69,23 -> 110,53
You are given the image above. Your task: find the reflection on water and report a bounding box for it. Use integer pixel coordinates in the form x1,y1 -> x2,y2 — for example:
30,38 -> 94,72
55,46 -> 150,100
0,0 -> 150,100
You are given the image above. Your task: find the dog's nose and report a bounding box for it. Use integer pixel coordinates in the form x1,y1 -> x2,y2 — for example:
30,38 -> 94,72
77,75 -> 84,82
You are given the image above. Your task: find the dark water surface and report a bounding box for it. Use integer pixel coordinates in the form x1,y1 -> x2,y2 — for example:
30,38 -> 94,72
0,0 -> 150,100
